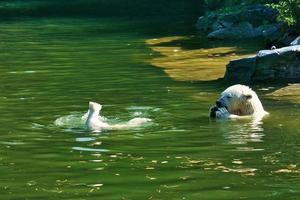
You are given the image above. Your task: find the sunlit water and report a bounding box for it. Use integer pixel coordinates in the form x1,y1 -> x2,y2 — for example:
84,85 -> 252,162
0,17 -> 300,200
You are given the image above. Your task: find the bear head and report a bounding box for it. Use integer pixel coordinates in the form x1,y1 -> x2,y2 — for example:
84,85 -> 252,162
216,84 -> 256,116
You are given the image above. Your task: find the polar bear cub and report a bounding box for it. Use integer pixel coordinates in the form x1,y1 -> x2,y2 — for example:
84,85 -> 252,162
85,102 -> 110,131
85,101 -> 151,132
209,84 -> 269,119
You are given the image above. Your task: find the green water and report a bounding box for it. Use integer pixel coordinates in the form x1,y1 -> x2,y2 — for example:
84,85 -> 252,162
0,17 -> 300,200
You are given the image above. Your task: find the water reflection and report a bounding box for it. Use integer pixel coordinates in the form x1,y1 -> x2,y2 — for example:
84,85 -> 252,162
222,119 -> 265,145
180,157 -> 258,176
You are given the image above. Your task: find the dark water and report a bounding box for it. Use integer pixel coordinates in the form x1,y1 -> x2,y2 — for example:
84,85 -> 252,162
0,15 -> 300,200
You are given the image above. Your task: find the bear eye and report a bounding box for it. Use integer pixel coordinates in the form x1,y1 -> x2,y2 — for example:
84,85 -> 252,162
227,95 -> 232,99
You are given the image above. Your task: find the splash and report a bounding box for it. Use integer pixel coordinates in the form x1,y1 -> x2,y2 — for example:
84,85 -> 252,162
54,112 -> 86,129
54,103 -> 152,132
86,102 -> 151,132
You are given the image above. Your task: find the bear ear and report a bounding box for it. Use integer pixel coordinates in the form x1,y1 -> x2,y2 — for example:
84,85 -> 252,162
244,94 -> 252,100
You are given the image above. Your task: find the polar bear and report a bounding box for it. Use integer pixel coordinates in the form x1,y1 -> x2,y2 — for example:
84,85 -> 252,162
85,102 -> 110,131
209,84 -> 268,119
85,101 -> 151,132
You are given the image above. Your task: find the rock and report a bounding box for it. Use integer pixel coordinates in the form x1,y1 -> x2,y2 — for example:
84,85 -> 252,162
224,45 -> 300,83
243,4 -> 278,24
208,22 -> 263,39
207,22 -> 283,40
196,4 -> 279,40
211,20 -> 233,32
196,12 -> 218,32
290,36 -> 300,46
261,23 -> 283,38
224,56 -> 256,84
279,34 -> 297,46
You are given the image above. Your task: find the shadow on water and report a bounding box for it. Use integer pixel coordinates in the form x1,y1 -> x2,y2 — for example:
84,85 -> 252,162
146,35 -> 264,82
147,34 -> 265,53
0,1 -> 206,42
0,0 -> 202,17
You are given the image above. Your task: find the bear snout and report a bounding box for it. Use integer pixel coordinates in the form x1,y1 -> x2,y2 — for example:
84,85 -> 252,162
216,101 -> 222,107
216,100 -> 227,109
209,106 -> 218,118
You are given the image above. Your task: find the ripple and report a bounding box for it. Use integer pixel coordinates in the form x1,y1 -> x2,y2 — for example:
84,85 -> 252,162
88,183 -> 103,187
0,141 -> 25,145
127,106 -> 154,110
31,123 -> 45,130
72,146 -> 109,152
127,106 -> 161,112
235,147 -> 264,152
75,137 -> 96,142
54,113 -> 85,129
9,70 -> 37,74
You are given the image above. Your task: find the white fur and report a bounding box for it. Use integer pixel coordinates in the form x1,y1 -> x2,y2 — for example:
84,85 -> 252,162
85,101 -> 151,132
210,84 -> 268,119
85,102 -> 109,131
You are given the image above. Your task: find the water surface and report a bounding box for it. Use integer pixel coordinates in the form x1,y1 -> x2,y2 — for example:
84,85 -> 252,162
0,17 -> 299,200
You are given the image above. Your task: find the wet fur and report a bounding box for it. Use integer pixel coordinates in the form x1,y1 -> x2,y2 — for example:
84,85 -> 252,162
85,101 -> 151,132
209,85 -> 268,119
